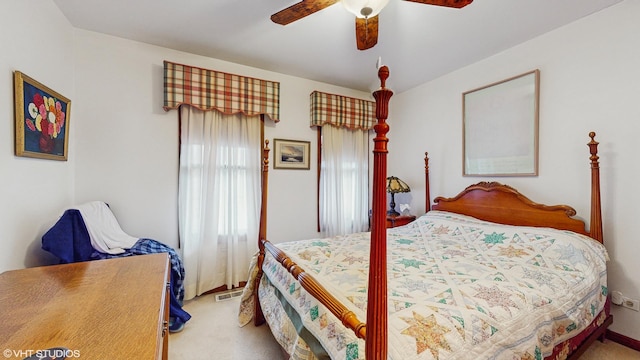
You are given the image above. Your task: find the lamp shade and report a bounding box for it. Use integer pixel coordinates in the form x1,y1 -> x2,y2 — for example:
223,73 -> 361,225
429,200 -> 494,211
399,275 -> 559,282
342,0 -> 390,18
386,176 -> 410,194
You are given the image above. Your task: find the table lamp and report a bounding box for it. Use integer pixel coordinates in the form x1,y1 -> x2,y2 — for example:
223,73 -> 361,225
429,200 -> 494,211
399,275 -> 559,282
386,176 -> 410,216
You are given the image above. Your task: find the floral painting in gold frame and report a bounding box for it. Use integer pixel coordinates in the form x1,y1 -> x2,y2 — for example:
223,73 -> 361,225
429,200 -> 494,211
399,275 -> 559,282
14,71 -> 71,161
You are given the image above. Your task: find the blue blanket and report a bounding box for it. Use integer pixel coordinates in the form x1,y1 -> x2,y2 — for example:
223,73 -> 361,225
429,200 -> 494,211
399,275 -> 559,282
92,238 -> 191,325
42,209 -> 191,326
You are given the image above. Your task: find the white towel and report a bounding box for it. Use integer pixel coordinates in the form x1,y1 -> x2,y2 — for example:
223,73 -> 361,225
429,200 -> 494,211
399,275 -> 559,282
73,201 -> 138,255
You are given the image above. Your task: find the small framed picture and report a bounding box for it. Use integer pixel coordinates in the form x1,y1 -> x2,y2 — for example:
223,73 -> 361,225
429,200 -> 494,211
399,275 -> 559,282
273,138 -> 310,170
14,71 -> 71,161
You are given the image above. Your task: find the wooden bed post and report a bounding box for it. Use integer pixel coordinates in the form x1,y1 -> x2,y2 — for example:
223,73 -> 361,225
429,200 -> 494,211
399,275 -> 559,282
425,152 -> 431,212
367,66 -> 393,360
588,132 -> 603,242
254,139 -> 270,326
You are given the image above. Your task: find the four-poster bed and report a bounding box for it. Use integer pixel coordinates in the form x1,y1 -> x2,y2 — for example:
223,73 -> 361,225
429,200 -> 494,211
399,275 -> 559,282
239,67 -> 612,360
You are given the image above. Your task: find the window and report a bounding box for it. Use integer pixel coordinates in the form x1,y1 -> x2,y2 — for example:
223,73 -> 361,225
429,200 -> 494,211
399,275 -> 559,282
318,124 -> 370,236
178,106 -> 262,298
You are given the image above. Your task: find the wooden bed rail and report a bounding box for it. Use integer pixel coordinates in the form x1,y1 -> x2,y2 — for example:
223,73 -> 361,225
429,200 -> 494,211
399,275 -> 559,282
253,137 -> 369,337
254,136 -> 369,338
262,241 -> 367,339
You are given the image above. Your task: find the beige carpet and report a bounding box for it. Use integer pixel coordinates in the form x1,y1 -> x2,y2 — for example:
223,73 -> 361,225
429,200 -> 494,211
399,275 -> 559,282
169,293 -> 640,359
168,293 -> 282,359
579,338 -> 640,360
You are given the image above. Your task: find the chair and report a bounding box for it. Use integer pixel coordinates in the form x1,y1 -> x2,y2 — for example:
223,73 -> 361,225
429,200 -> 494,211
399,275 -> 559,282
42,201 -> 191,331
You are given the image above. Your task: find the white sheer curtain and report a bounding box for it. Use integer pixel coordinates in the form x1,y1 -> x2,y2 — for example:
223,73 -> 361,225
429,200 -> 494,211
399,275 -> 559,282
319,123 -> 370,237
178,106 -> 261,300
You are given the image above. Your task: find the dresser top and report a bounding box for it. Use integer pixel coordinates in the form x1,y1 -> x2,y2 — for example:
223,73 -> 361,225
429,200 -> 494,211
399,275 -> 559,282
0,253 -> 169,359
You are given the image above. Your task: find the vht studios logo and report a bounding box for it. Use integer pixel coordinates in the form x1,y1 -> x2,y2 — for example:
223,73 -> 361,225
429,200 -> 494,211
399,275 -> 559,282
3,348 -> 81,359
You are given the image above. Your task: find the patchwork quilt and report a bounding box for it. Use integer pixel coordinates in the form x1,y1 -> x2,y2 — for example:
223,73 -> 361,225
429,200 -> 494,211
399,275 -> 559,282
240,211 -> 609,360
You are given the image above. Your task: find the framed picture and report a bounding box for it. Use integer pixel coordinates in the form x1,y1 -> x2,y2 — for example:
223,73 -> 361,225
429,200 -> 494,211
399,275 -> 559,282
273,138 -> 310,170
463,69 -> 539,176
14,71 -> 71,161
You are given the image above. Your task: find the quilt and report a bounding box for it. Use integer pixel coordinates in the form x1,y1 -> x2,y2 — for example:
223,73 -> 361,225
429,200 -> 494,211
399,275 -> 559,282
240,211 -> 609,360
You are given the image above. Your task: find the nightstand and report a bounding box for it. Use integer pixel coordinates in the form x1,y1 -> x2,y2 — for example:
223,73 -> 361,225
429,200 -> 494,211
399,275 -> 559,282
386,214 -> 416,228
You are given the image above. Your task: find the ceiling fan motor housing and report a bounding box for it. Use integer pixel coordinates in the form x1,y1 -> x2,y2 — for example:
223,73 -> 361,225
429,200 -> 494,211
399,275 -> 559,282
342,0 -> 390,19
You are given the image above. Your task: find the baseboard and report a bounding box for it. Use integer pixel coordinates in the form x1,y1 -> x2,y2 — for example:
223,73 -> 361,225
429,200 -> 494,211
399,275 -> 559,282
201,281 -> 247,296
607,329 -> 640,352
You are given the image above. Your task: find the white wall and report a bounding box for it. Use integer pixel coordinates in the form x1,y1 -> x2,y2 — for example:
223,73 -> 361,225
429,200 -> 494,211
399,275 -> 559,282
71,30 -> 372,250
390,0 -> 640,341
0,1 -> 76,271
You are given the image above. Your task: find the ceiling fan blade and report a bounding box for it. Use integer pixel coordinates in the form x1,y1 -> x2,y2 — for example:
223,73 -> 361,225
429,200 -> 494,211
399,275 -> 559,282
355,16 -> 379,50
271,0 -> 339,25
403,0 -> 473,8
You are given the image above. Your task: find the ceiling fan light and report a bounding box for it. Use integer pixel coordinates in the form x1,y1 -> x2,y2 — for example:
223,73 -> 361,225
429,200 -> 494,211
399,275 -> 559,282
342,0 -> 390,19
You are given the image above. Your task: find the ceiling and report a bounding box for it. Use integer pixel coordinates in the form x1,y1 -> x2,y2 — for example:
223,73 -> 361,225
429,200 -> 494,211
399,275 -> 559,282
52,0 -> 623,93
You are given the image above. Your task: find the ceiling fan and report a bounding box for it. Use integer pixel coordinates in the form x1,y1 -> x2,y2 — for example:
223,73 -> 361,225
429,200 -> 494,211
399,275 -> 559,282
271,0 -> 473,50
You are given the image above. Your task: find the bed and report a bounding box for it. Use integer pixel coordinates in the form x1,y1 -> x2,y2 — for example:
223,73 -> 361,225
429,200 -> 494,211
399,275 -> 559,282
239,66 -> 612,360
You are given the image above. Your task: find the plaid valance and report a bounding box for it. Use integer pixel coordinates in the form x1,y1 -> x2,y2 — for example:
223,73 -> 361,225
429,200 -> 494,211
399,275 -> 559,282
163,61 -> 280,122
310,91 -> 375,130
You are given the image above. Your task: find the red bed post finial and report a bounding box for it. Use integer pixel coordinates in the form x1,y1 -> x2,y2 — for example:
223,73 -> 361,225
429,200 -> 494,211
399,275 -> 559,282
378,65 -> 389,89
587,132 -> 603,243
367,65 -> 393,360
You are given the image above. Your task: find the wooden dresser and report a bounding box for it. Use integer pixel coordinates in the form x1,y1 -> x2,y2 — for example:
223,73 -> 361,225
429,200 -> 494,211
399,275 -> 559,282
0,253 -> 170,359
